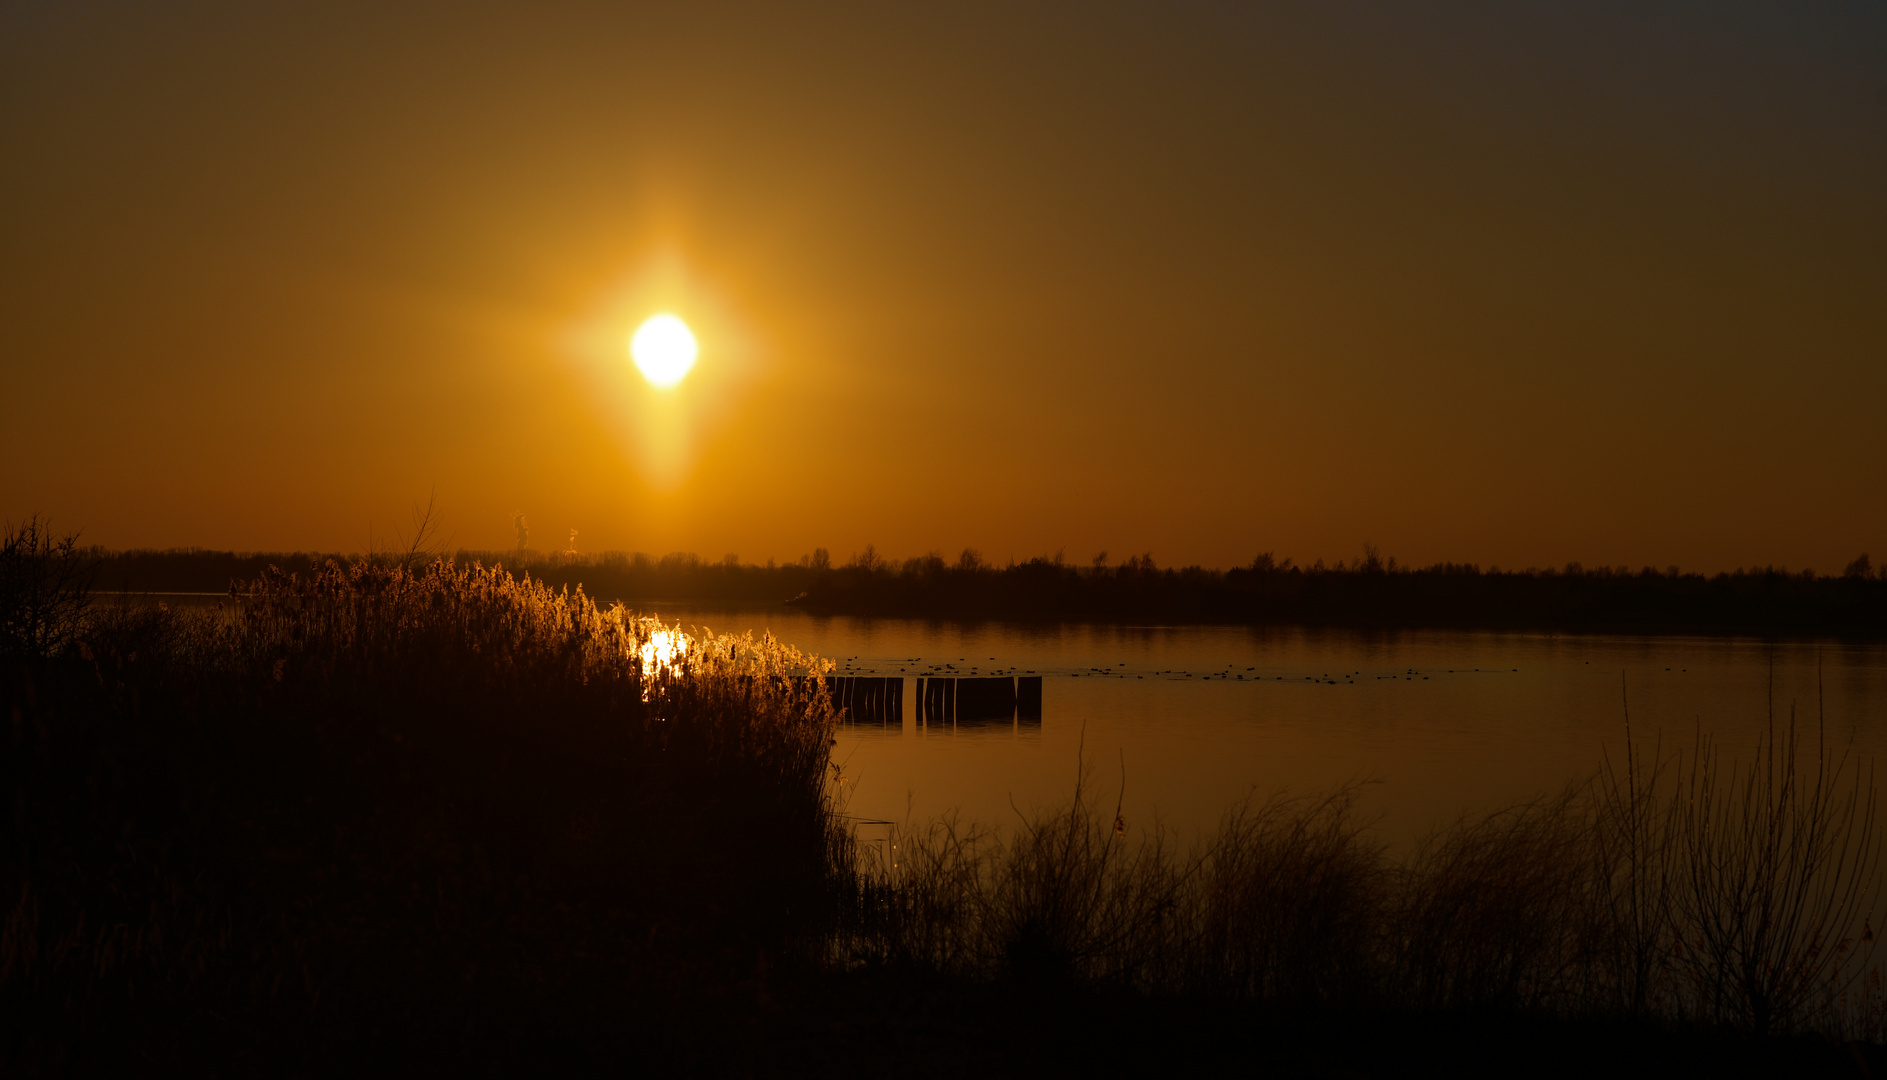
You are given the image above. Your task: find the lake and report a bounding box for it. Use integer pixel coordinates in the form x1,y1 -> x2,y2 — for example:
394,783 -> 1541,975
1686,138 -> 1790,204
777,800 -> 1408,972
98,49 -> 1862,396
633,602 -> 1887,850
109,593 -> 1887,849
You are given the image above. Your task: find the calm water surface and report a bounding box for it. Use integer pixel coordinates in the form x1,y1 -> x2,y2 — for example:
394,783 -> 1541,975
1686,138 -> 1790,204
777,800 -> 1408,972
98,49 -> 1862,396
639,604 -> 1887,848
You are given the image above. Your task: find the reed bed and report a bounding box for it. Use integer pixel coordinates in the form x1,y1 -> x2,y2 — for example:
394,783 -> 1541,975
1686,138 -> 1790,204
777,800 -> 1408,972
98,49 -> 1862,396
3,542 -> 847,1064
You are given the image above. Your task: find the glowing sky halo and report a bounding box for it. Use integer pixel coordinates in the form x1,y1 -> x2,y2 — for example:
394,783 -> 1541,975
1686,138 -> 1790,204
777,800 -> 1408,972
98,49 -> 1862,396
559,253 -> 766,491
629,314 -> 698,388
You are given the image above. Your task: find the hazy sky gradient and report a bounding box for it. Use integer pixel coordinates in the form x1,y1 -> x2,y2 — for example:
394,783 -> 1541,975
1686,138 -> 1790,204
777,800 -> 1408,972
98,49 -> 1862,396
5,2 -> 1883,571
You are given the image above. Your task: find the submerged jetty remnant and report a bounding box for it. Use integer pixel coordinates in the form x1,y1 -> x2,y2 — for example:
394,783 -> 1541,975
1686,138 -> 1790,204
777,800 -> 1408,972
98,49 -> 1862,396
828,676 -> 902,724
824,675 -> 1045,728
917,676 -> 1043,726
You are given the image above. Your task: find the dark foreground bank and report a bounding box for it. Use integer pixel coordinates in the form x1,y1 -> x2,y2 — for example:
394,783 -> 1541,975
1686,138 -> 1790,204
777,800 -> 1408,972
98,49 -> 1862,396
5,522 -> 1885,1075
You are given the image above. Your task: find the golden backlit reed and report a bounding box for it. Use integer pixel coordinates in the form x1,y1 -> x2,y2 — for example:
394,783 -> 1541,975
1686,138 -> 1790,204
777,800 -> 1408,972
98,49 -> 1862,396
2,536 -> 851,1053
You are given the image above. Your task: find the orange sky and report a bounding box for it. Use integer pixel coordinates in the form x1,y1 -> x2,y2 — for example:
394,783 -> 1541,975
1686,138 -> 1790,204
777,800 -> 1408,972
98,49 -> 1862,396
4,3 -> 1883,572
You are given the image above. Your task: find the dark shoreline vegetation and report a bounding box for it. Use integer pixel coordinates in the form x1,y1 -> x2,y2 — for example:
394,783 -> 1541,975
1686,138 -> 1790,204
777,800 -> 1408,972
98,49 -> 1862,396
6,519 -> 1887,1074
88,542 -> 1885,636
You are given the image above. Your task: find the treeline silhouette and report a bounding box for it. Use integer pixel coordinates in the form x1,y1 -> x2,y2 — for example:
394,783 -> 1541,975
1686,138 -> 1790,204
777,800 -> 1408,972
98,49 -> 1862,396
87,544 -> 1884,634
793,546 -> 1887,634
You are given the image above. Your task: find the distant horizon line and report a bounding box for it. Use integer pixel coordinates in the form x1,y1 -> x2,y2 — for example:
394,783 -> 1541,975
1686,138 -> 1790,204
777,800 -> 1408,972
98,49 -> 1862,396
76,543 -> 1879,581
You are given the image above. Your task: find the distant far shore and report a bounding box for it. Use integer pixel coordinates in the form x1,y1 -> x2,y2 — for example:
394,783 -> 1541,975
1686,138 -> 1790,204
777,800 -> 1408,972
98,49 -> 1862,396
79,546 -> 1886,638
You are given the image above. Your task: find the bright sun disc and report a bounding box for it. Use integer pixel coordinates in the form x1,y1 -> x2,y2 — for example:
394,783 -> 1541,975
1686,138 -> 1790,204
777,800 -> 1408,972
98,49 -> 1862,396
629,314 -> 698,388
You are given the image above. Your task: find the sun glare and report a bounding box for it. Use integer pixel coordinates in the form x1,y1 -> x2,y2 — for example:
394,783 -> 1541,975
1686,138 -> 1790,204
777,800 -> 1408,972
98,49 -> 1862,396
629,314 -> 698,388
639,626 -> 688,675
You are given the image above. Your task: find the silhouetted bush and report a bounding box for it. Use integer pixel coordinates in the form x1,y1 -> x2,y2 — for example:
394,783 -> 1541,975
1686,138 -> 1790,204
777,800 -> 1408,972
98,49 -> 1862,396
0,517 -> 95,659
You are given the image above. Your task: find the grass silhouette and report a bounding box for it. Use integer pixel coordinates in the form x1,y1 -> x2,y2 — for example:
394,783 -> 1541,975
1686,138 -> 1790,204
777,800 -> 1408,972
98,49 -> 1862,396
836,720 -> 1885,1041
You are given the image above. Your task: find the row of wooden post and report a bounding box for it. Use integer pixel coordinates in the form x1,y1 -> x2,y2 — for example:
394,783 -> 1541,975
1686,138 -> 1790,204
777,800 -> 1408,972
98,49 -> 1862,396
821,675 -> 1045,726
827,676 -> 903,724
918,676 -> 1043,724
777,675 -> 1056,725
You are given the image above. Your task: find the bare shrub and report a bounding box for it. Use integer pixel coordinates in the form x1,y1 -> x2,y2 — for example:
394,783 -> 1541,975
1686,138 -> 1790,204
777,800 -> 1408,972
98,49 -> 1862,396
1669,699 -> 1881,1034
0,517 -> 95,659
1591,711 -> 1680,1017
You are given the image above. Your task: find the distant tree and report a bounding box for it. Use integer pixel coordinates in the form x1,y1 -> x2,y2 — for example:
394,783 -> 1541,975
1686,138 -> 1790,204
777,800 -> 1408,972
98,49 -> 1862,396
511,512 -> 529,553
393,493 -> 450,570
906,552 -> 946,576
1846,553 -> 1873,579
1361,543 -> 1386,574
0,516 -> 95,659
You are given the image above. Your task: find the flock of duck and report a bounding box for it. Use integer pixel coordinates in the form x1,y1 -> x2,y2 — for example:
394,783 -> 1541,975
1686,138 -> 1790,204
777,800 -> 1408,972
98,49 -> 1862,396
828,657 -> 1525,686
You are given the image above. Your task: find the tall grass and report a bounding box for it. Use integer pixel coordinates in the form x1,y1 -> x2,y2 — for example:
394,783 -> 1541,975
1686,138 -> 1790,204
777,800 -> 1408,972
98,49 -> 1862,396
1392,787 -> 1601,1013
837,706 -> 1885,1038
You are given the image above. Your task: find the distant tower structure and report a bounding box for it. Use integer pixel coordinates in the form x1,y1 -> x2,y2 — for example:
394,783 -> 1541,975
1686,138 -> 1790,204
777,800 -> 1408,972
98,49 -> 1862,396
511,512 -> 529,553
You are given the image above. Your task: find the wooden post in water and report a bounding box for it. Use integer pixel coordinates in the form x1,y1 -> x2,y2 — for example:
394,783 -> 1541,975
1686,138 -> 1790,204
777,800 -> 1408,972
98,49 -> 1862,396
954,677 -> 1016,722
1017,675 -> 1043,721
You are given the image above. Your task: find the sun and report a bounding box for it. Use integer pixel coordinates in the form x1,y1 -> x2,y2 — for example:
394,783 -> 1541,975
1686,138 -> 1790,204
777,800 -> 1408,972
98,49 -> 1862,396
629,314 -> 698,388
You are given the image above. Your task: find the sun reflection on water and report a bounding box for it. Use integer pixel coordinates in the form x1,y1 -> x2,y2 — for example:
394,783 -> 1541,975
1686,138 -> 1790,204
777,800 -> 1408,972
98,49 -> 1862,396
640,626 -> 688,675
